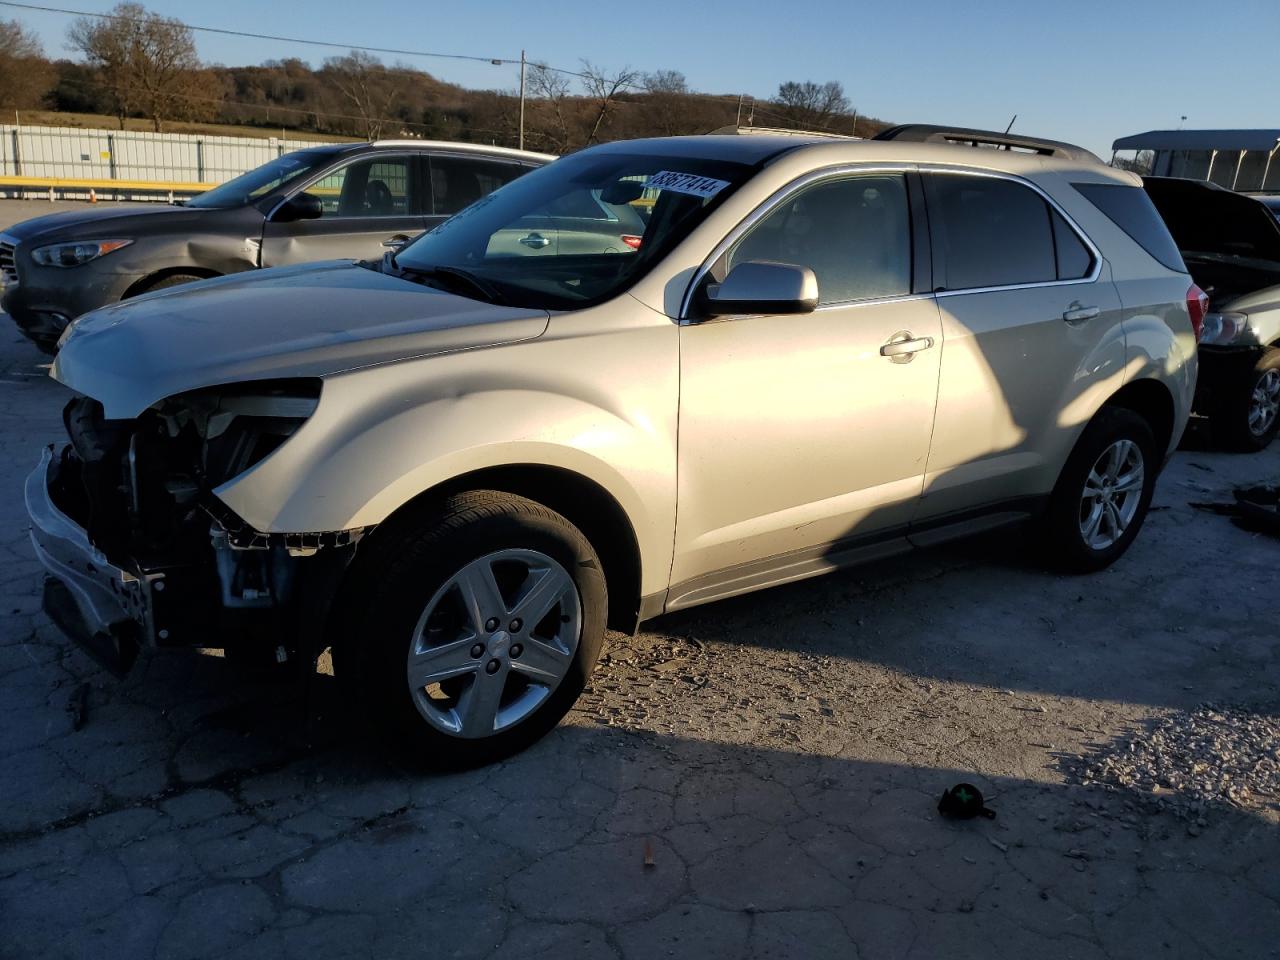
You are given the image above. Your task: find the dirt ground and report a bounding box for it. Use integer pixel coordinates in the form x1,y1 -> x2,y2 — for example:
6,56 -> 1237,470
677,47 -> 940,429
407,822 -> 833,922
1,201 -> 1278,959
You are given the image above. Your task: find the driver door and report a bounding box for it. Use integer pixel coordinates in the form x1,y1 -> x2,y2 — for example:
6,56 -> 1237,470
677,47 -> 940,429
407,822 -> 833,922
670,171 -> 943,603
260,153 -> 428,267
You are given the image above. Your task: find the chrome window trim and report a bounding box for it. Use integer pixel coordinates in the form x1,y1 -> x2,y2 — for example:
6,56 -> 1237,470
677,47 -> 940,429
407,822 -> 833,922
918,164 -> 1103,297
679,164 -> 917,323
678,162 -> 1103,323
266,151 -> 421,223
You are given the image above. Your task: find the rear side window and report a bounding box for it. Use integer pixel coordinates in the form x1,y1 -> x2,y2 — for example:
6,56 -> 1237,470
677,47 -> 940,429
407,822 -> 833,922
1071,182 -> 1187,273
928,175 -> 1058,289
430,156 -> 529,216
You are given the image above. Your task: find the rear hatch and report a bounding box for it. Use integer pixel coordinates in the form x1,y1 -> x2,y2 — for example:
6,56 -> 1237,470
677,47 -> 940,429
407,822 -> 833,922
1143,176 -> 1280,306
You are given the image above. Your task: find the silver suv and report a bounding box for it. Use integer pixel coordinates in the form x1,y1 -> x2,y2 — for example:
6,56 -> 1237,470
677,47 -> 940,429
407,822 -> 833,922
29,126 -> 1199,765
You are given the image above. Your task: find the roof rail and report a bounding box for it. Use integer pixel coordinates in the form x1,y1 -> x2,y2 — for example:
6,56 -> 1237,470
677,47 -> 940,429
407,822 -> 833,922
708,124 -> 856,140
873,124 -> 1100,162
367,139 -> 557,161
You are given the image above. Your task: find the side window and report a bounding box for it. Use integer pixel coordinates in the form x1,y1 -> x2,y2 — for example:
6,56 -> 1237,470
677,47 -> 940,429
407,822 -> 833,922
725,174 -> 912,304
1072,182 -> 1187,273
929,174 -> 1057,290
1051,209 -> 1094,280
298,156 -> 413,218
431,157 -> 528,216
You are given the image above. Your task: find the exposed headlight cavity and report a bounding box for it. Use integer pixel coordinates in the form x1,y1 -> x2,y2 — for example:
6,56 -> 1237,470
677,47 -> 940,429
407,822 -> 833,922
153,379 -> 322,487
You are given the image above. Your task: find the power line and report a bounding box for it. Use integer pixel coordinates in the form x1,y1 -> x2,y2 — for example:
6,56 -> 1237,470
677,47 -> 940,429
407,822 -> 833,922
0,0 -> 520,65
0,0 -> 845,137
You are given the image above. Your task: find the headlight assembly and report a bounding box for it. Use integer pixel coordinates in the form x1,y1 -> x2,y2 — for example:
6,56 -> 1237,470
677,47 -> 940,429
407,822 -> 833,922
1199,312 -> 1257,346
31,239 -> 133,268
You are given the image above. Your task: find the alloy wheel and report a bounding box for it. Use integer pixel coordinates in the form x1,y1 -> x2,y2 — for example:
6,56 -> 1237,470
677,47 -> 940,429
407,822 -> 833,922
1078,439 -> 1145,551
406,548 -> 582,738
1248,369 -> 1280,437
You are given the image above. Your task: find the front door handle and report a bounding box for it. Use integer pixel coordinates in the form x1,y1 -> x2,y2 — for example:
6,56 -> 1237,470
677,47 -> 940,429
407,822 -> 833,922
880,332 -> 935,363
382,234 -> 410,248
520,233 -> 551,249
1063,304 -> 1100,323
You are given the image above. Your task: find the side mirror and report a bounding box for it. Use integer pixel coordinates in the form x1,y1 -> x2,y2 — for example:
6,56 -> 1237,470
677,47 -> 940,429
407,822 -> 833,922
273,192 -> 324,223
702,260 -> 819,316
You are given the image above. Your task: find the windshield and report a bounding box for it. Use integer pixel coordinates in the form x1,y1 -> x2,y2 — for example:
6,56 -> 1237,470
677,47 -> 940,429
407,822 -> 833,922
393,151 -> 756,310
186,150 -> 337,209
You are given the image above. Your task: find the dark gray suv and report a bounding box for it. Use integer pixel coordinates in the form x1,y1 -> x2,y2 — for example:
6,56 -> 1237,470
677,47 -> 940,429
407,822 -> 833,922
0,140 -> 553,352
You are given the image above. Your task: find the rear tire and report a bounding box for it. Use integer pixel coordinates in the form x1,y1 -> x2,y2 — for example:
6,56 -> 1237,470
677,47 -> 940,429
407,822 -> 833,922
1211,348 -> 1280,453
1042,407 -> 1158,573
338,491 -> 607,768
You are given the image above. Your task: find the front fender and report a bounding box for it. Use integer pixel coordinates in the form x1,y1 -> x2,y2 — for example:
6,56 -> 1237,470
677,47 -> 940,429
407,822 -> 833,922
215,307 -> 679,596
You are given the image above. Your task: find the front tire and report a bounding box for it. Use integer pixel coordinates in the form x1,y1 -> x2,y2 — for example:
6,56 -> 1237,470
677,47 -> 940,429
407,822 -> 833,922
1211,348 -> 1280,453
1043,407 -> 1158,573
340,491 -> 607,767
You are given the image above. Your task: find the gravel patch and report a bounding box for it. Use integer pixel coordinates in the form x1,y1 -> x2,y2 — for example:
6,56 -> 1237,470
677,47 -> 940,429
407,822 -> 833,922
1064,704 -> 1280,823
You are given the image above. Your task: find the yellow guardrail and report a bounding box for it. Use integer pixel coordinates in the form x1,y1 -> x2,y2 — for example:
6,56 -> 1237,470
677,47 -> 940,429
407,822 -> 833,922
0,175 -> 218,194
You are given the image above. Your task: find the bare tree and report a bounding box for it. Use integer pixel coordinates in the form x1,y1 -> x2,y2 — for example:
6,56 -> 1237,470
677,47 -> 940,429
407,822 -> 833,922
1112,150 -> 1155,175
323,51 -> 401,140
638,70 -> 691,137
526,63 -> 572,152
67,2 -> 203,132
581,60 -> 639,146
775,80 -> 849,130
0,19 -> 54,112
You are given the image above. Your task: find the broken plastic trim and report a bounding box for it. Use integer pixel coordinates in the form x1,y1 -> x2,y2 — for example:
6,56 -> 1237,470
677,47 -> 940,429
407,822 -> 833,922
202,494 -> 367,554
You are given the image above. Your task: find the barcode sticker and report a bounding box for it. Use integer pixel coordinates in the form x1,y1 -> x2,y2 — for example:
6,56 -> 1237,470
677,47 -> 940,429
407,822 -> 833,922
647,170 -> 730,199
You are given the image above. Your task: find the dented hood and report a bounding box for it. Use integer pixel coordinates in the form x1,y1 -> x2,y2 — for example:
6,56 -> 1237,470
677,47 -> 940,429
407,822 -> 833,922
52,260 -> 551,418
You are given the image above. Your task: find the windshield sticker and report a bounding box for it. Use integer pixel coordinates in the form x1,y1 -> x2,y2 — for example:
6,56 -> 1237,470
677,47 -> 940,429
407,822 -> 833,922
647,170 -> 730,199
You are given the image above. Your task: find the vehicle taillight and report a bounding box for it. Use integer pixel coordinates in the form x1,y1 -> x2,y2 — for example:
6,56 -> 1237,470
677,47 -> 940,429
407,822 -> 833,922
1187,283 -> 1209,342
621,235 -> 643,250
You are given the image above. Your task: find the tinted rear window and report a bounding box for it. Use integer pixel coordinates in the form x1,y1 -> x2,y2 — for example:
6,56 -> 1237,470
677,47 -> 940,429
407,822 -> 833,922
1072,183 -> 1186,273
929,174 -> 1057,290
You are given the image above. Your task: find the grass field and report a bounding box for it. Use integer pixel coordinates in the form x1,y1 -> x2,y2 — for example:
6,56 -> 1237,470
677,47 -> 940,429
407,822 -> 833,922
7,109 -> 362,143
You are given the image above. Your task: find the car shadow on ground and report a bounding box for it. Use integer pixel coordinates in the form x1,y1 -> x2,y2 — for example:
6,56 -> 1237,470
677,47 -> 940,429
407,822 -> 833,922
5,639 -> 1280,960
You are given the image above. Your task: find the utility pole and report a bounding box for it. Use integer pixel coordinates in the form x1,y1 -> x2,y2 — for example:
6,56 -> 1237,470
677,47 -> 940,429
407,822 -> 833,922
518,50 -> 527,151
736,94 -> 744,128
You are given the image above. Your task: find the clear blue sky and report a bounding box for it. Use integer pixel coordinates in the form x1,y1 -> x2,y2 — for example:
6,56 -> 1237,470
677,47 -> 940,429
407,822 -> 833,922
10,0 -> 1279,156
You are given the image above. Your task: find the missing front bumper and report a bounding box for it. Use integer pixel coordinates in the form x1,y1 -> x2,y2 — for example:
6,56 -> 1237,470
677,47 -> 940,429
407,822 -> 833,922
26,445 -> 156,673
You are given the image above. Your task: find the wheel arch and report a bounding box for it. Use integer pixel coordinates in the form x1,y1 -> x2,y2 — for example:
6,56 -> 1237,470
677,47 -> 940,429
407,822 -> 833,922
122,267 -> 221,300
349,464 -> 645,635
1101,377 -> 1177,458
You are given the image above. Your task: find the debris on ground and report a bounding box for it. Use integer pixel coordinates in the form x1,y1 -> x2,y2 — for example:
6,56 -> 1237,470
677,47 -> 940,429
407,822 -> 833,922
1190,485 -> 1280,537
66,681 -> 90,731
938,782 -> 997,820
1062,704 -> 1280,820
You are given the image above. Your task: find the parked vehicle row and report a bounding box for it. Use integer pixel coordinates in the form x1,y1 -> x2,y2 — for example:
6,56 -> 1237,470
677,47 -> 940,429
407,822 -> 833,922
0,140 -> 556,353
1141,177 -> 1280,450
23,125 -> 1202,765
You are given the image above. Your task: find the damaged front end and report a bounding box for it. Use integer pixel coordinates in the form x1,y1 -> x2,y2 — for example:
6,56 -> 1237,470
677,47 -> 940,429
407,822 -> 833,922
26,378 -> 363,676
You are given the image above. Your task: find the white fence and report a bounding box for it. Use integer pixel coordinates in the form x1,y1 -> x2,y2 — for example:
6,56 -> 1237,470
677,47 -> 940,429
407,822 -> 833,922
0,123 -> 341,188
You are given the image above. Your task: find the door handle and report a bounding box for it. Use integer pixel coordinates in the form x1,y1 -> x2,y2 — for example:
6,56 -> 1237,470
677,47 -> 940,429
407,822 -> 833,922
880,333 -> 935,363
382,234 -> 410,248
520,233 -> 551,249
1063,305 -> 1100,323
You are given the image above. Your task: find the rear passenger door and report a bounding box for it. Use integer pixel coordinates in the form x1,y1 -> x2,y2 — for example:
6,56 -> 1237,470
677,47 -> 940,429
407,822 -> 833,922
260,153 -> 428,267
914,171 -> 1126,524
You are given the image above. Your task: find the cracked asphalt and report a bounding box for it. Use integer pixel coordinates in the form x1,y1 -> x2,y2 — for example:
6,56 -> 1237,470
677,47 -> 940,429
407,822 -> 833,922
2,201 -> 1279,959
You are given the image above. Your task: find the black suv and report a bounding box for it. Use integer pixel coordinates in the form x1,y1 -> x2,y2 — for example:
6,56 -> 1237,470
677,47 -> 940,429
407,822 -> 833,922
0,140 -> 553,352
